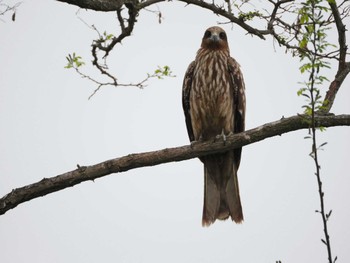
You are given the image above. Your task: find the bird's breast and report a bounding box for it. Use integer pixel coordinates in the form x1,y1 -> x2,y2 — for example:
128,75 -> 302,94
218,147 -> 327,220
190,51 -> 234,140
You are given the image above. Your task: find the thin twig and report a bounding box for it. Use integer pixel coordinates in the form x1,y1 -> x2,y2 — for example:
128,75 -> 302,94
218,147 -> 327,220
308,2 -> 334,262
90,4 -> 138,88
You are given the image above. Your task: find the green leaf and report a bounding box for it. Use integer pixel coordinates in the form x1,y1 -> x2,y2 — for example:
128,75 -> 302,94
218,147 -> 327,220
299,37 -> 308,49
64,52 -> 85,69
297,88 -> 307,96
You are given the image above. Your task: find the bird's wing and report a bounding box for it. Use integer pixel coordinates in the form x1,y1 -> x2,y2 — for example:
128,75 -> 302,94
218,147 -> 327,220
228,57 -> 246,168
182,61 -> 196,142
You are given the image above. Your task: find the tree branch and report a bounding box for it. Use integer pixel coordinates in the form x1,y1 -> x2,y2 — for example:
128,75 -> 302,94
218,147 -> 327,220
58,0 -> 349,99
321,1 -> 349,113
1,114 -> 350,216
177,0 -> 266,39
322,61 -> 350,113
329,0 -> 347,68
56,0 -> 125,11
56,0 -> 268,39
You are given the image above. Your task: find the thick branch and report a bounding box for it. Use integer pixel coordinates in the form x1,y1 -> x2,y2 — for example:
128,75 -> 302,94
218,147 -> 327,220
56,0 -> 124,11
322,1 -> 349,113
1,114 -> 349,216
322,61 -> 350,113
329,0 -> 347,68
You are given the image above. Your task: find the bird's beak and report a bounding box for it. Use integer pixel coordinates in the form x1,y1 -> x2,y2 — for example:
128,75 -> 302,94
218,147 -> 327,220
210,33 -> 220,42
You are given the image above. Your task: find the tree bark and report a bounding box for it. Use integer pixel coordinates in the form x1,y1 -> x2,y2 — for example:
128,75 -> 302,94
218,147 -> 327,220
56,0 -> 124,11
1,114 -> 349,216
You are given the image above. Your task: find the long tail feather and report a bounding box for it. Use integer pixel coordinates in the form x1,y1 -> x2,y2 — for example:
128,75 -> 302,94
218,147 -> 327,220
202,152 -> 243,226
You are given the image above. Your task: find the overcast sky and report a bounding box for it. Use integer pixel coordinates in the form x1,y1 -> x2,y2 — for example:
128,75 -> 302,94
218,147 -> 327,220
1,1 -> 350,262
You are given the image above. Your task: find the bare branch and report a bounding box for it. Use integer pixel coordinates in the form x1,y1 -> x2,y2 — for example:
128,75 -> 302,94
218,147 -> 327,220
1,114 -> 349,216
0,0 -> 21,20
267,0 -> 294,31
56,0 -> 124,11
329,0 -> 347,67
90,4 -> 138,87
322,61 -> 350,113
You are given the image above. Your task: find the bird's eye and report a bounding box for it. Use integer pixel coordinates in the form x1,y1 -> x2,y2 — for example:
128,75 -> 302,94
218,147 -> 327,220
204,30 -> 211,39
219,32 -> 227,40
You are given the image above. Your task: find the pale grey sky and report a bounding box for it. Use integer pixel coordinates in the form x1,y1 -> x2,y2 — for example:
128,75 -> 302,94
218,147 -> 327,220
1,1 -> 349,262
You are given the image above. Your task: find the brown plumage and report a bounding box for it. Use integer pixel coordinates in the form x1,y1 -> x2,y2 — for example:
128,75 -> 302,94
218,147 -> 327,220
182,26 -> 246,226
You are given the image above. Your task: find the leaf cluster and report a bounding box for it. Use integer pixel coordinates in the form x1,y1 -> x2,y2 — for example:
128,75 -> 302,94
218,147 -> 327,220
64,52 -> 85,69
94,30 -> 115,48
297,0 -> 334,116
150,65 -> 175,79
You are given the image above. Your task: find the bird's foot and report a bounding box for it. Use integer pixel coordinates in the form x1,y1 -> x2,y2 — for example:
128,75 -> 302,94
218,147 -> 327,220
214,130 -> 232,145
190,135 -> 203,149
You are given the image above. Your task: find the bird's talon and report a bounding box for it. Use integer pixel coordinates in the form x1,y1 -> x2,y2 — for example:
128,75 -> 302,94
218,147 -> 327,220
214,130 -> 227,145
222,131 -> 227,143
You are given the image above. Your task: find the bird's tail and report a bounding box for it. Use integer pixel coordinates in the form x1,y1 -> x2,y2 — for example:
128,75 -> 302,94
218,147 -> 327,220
202,152 -> 243,226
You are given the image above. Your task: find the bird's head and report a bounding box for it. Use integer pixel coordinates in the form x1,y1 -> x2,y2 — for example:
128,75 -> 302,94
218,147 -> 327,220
201,26 -> 229,51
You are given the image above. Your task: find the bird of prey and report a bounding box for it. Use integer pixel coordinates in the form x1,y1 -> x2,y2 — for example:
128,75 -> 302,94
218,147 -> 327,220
182,26 -> 246,226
